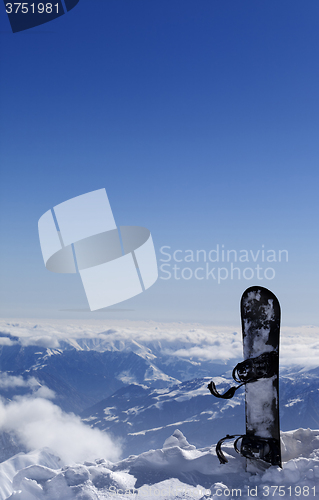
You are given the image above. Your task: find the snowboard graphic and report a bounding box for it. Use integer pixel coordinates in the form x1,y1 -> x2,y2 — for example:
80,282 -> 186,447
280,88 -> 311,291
208,286 -> 281,471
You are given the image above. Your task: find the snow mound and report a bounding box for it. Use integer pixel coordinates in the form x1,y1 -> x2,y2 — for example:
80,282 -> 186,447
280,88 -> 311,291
163,429 -> 196,450
281,428 -> 319,461
0,449 -> 61,500
1,429 -> 319,499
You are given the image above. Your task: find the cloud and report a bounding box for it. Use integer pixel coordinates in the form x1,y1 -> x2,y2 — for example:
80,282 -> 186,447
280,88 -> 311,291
0,394 -> 121,464
0,319 -> 319,370
0,374 -> 55,399
0,337 -> 16,346
0,374 -> 39,390
33,386 -> 56,399
20,336 -> 60,348
162,346 -> 241,362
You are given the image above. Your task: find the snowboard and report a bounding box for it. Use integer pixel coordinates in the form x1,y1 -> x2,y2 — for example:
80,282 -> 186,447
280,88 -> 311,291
241,286 -> 281,472
208,286 -> 281,471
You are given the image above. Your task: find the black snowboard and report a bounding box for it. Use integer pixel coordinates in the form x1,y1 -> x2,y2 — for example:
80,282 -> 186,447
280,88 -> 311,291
241,286 -> 281,471
208,286 -> 281,470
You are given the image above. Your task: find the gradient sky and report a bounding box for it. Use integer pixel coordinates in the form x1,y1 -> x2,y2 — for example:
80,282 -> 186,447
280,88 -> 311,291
0,0 -> 318,325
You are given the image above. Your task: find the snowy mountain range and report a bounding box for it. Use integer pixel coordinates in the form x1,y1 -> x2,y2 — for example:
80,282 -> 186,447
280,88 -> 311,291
81,369 -> 319,457
0,320 -> 318,499
0,325 -> 237,414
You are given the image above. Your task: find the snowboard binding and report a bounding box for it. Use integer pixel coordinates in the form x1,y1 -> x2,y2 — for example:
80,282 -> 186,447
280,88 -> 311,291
216,434 -> 281,466
207,351 -> 278,399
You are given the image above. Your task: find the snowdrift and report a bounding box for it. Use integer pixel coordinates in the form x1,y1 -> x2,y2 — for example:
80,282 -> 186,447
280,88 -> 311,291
1,428 -> 318,500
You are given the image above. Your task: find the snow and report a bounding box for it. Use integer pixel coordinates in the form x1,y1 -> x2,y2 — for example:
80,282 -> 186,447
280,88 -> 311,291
1,319 -> 319,499
0,429 -> 318,499
163,430 -> 196,450
246,377 -> 277,437
0,449 -> 62,500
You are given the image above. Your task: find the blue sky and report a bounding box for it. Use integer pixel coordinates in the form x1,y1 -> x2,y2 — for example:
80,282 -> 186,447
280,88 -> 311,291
0,0 -> 318,325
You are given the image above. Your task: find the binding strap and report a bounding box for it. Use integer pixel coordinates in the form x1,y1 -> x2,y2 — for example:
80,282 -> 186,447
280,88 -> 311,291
208,351 -> 278,399
216,434 -> 242,464
207,380 -> 245,399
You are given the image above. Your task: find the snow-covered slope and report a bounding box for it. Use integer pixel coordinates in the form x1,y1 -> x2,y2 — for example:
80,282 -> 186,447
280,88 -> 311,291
1,429 -> 319,500
1,321 -> 318,416
280,366 -> 319,430
81,368 -> 319,457
0,323 -> 241,414
81,378 -> 244,457
0,448 -> 62,500
0,344 -> 179,413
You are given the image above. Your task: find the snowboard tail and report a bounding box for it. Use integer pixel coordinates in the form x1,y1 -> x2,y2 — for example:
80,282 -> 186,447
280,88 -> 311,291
208,286 -> 281,469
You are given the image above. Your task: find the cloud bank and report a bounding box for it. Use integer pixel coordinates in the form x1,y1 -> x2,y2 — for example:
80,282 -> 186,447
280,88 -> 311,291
0,393 -> 121,464
1,319 -> 318,368
0,374 -> 39,390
